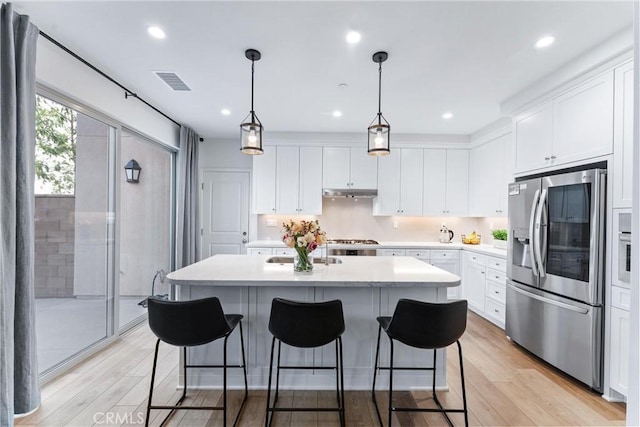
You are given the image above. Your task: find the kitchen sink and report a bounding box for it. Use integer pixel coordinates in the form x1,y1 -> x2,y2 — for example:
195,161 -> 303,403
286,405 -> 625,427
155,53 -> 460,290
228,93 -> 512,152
265,256 -> 342,264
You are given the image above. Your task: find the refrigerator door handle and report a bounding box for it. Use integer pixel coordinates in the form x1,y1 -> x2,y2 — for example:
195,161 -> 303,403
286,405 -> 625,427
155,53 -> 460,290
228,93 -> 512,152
507,282 -> 589,314
529,189 -> 540,277
534,189 -> 547,278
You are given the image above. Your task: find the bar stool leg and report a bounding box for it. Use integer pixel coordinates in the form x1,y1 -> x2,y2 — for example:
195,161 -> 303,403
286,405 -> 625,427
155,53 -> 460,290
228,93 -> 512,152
458,340 -> 469,427
274,340 -> 282,405
223,335 -> 229,427
145,339 -> 161,427
388,338 -> 394,427
265,336 -> 276,427
338,337 -> 346,427
233,321 -> 249,427
371,325 -> 383,427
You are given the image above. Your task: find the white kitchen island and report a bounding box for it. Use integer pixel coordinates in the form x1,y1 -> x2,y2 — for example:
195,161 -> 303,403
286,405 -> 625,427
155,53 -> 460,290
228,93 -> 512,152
167,254 -> 461,390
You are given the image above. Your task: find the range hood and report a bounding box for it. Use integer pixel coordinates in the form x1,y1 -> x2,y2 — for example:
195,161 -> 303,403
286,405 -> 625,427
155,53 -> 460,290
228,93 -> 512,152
322,188 -> 377,198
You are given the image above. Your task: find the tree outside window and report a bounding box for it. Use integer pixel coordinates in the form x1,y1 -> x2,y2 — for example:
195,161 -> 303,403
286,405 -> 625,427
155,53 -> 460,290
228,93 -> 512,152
35,95 -> 76,195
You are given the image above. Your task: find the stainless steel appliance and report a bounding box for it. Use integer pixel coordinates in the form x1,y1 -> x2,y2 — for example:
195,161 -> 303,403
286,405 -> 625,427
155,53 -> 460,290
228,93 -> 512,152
505,167 -> 606,392
616,212 -> 631,287
327,239 -> 378,256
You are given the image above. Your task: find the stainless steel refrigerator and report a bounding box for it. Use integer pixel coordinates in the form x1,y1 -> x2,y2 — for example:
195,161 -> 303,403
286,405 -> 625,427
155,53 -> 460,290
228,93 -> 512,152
505,167 -> 606,392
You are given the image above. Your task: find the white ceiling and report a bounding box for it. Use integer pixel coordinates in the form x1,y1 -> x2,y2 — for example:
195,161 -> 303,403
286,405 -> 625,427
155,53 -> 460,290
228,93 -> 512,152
14,1 -> 634,139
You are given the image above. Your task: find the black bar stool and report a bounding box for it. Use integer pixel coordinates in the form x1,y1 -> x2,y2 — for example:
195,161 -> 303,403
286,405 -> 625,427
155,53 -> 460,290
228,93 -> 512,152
265,298 -> 346,427
372,299 -> 469,427
146,296 -> 248,427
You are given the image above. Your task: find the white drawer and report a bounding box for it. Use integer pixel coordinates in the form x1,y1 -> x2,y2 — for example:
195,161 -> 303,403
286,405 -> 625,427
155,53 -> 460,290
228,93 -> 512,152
379,249 -> 406,257
274,248 -> 295,256
487,256 -> 507,272
247,248 -> 273,255
611,286 -> 630,311
486,281 -> 506,304
486,268 -> 506,285
406,249 -> 430,260
485,297 -> 506,324
431,250 -> 459,260
465,252 -> 487,266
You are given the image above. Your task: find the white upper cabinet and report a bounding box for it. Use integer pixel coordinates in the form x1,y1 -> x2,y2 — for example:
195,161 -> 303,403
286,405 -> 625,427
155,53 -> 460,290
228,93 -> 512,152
514,103 -> 553,172
469,133 -> 511,217
276,146 -> 301,214
254,146 -> 322,215
252,148 -> 277,214
298,147 -> 323,214
514,70 -> 614,174
423,149 -> 469,216
445,150 -> 470,216
374,148 -> 423,216
423,149 -> 447,215
322,147 -> 377,190
613,61 -> 633,209
552,71 -> 614,163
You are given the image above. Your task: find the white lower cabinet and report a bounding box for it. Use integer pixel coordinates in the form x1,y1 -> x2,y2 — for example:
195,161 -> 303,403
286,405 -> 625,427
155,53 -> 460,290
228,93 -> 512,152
393,249 -> 461,300
463,251 -> 507,328
430,250 -> 460,300
247,248 -> 273,255
609,286 -> 630,397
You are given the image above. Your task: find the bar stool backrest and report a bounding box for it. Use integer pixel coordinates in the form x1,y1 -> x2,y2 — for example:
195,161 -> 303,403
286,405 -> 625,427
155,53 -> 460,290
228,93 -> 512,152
386,299 -> 468,349
268,298 -> 345,348
148,297 -> 231,347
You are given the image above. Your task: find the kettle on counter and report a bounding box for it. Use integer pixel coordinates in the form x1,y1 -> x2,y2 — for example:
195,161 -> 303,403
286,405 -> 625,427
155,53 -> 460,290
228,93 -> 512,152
439,225 -> 454,243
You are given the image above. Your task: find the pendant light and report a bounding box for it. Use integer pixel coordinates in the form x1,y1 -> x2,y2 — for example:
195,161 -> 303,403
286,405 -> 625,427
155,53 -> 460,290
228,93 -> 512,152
368,51 -> 390,156
240,49 -> 264,155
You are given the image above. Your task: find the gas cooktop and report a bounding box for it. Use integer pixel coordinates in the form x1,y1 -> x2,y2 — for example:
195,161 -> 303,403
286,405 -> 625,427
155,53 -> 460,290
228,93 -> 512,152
326,239 -> 379,245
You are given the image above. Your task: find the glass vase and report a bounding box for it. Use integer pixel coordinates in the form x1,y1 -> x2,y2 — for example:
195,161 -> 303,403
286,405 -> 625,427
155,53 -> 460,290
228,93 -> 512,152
294,250 -> 314,273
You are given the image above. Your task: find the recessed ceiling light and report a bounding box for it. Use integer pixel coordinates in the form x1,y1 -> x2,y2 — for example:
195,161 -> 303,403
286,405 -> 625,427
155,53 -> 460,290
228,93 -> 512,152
332,110 -> 343,118
346,31 -> 361,44
221,109 -> 231,116
535,35 -> 555,49
147,26 -> 166,39
442,112 -> 453,119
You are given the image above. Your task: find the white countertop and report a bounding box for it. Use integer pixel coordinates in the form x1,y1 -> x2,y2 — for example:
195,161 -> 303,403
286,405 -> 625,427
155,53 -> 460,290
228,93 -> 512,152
246,240 -> 507,258
167,254 -> 461,288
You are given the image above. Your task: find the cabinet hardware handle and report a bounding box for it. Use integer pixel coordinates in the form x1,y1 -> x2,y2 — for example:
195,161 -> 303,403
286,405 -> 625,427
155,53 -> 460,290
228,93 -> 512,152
551,155 -> 556,159
545,156 -> 550,161
495,276 -> 500,279
496,263 -> 500,266
494,309 -> 499,313
495,290 -> 499,294
480,271 -> 485,274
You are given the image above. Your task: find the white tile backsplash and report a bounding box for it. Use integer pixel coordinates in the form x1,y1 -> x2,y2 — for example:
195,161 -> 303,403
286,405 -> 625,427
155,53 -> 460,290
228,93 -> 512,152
257,198 -> 508,243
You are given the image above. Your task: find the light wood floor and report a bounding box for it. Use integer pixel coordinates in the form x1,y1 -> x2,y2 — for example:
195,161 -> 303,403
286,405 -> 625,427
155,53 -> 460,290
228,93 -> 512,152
17,311 -> 625,426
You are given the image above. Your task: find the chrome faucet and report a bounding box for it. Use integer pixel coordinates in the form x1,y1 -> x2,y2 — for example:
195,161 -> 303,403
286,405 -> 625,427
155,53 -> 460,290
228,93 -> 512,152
324,241 -> 329,265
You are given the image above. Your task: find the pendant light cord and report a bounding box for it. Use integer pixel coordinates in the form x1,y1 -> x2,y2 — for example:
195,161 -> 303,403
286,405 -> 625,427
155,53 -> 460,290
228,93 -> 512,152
378,61 -> 383,120
250,59 -> 255,115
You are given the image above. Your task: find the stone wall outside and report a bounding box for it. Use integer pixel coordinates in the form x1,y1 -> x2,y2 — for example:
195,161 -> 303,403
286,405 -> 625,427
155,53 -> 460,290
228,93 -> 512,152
35,195 -> 75,298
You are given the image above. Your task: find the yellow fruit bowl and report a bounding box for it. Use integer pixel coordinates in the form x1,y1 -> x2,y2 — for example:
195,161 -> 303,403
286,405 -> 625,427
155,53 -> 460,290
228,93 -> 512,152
461,234 -> 481,245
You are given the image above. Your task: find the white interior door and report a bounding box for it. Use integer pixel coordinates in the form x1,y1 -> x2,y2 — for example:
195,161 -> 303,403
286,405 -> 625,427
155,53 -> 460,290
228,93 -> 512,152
201,170 -> 250,259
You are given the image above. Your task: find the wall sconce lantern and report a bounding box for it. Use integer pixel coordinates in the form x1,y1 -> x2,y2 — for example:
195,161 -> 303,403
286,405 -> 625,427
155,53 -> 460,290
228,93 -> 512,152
124,159 -> 141,183
240,48 -> 264,155
367,51 -> 391,156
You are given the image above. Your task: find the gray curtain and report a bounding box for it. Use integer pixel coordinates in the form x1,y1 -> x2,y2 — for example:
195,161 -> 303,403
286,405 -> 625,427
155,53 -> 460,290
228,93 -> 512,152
0,3 -> 41,425
176,126 -> 201,268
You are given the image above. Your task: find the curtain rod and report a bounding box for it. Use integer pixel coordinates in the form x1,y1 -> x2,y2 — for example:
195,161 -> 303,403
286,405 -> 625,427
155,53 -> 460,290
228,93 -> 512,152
39,30 -> 181,128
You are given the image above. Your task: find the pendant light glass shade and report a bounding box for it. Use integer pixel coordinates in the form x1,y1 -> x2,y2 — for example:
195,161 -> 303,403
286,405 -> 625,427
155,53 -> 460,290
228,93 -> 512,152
368,51 -> 390,156
240,49 -> 264,155
240,112 -> 263,155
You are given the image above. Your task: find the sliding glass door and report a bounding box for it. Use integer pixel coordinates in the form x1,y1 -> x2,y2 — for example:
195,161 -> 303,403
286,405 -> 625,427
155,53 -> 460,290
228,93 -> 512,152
34,92 -> 176,376
34,94 -> 115,373
118,129 -> 174,329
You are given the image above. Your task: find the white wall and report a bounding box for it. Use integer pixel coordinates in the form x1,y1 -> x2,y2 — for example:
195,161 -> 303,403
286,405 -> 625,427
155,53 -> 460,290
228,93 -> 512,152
36,37 -> 180,148
199,139 -> 252,170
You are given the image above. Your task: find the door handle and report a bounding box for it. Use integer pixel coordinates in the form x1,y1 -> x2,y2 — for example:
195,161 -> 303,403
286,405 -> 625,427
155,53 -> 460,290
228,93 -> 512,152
242,231 -> 247,236
242,239 -> 248,244
529,189 -> 540,277
534,189 -> 547,278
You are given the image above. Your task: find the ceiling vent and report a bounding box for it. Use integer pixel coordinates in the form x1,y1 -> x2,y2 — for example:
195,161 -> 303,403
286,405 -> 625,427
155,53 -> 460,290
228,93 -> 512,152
153,71 -> 191,91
